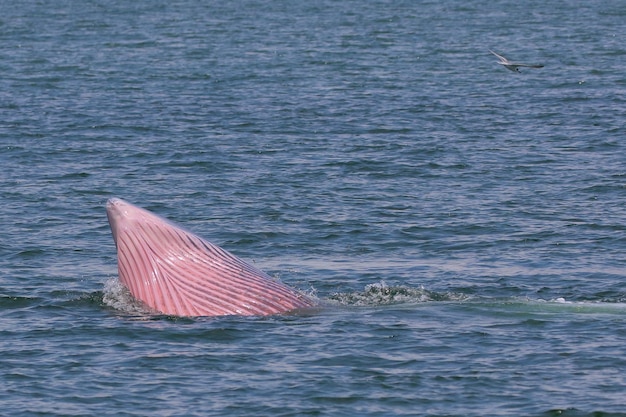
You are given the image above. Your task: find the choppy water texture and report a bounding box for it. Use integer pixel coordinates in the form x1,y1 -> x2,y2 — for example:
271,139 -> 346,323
1,0 -> 625,415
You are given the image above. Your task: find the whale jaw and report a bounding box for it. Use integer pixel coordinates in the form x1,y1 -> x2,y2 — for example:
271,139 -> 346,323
106,198 -> 316,317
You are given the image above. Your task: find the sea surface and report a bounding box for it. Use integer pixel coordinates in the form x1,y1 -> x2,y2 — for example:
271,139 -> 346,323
1,0 -> 625,415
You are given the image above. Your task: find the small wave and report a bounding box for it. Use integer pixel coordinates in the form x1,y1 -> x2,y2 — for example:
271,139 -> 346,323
327,281 -> 468,307
0,294 -> 41,309
543,407 -> 626,417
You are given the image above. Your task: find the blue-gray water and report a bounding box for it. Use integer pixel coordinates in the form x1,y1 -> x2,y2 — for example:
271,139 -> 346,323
1,0 -> 625,415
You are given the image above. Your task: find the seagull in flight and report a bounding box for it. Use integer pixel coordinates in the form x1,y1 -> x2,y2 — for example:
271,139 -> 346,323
490,50 -> 544,72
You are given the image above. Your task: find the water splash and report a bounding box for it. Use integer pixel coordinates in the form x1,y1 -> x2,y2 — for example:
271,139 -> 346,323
327,280 -> 468,306
102,278 -> 154,316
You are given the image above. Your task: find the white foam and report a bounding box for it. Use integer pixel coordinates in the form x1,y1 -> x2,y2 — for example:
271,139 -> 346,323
102,278 -> 154,315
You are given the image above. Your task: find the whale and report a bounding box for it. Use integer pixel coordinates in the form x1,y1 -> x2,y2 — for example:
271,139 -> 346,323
106,198 -> 317,317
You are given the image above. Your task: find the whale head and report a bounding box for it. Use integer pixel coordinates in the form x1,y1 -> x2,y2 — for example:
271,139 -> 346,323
106,198 -> 316,317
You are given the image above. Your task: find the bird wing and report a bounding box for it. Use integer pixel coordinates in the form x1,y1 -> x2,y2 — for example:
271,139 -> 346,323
490,50 -> 544,69
489,50 -> 510,64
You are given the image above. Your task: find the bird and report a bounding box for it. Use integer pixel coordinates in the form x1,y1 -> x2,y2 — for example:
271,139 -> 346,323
489,50 -> 544,72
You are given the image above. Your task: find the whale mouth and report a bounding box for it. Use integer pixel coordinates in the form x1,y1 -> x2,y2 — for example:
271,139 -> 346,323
106,198 -> 317,317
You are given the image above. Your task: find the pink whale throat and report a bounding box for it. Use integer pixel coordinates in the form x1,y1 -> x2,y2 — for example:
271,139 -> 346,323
106,198 -> 317,317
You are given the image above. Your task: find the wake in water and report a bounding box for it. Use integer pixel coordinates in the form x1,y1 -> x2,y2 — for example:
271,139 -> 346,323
492,296 -> 626,315
102,278 -> 626,317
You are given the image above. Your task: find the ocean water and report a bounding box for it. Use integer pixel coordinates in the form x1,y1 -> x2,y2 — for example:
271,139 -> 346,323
1,0 -> 625,415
